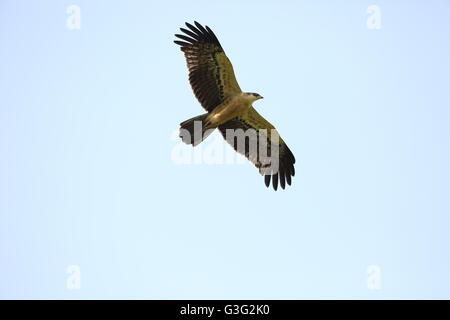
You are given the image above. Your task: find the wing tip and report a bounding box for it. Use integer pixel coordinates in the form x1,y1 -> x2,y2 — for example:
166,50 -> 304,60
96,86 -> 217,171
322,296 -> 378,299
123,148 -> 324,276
264,165 -> 295,190
272,173 -> 279,191
264,175 -> 271,188
176,21 -> 222,48
279,171 -> 286,190
173,40 -> 190,47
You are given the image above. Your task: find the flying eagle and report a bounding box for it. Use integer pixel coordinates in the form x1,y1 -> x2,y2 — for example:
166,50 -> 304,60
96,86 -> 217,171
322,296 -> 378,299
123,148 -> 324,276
174,21 -> 296,190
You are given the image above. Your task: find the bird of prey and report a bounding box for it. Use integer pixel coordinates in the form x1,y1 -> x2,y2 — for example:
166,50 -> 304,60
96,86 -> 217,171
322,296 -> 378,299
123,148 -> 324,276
174,21 -> 295,190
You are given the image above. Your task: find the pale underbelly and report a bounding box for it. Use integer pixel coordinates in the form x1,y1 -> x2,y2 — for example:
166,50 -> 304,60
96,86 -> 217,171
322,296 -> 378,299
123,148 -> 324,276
206,99 -> 249,127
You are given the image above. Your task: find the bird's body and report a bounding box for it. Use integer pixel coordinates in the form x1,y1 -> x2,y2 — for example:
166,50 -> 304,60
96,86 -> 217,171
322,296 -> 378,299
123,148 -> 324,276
174,21 -> 296,190
204,93 -> 258,130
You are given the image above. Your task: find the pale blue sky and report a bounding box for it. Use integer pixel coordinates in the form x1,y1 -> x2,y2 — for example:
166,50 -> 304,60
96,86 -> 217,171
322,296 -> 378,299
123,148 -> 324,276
1,0 -> 450,299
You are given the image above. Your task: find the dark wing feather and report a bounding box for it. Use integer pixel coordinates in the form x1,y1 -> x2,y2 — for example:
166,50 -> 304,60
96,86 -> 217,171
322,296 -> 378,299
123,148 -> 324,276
174,21 -> 242,112
218,107 -> 296,190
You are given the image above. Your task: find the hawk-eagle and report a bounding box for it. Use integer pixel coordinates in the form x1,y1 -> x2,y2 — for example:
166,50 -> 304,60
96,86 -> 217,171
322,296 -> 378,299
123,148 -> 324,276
174,21 -> 296,190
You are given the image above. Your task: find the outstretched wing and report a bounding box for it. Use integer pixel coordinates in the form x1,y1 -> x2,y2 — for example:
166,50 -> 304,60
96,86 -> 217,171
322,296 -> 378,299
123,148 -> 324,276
174,21 -> 242,112
218,107 -> 296,190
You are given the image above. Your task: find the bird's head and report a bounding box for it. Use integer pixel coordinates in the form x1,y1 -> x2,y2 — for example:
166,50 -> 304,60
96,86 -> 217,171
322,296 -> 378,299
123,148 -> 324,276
244,92 -> 264,102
